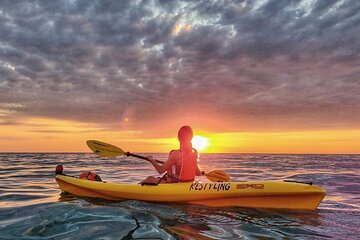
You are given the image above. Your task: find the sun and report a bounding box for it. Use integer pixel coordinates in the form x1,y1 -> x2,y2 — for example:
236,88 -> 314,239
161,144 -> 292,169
192,136 -> 209,151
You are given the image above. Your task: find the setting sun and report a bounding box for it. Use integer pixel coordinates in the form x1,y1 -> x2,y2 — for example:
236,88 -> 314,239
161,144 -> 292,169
192,136 -> 209,151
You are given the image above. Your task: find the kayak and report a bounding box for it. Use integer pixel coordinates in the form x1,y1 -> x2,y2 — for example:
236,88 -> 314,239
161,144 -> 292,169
55,174 -> 326,211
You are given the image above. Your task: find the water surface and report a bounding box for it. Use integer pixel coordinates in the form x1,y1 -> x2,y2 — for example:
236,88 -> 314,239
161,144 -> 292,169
0,153 -> 359,239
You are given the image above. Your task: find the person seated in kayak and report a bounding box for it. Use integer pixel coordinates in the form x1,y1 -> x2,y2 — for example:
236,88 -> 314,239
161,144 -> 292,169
140,126 -> 202,184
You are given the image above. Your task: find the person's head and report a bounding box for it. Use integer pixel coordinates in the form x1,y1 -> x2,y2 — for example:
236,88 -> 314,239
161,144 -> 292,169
178,125 -> 193,142
178,126 -> 193,152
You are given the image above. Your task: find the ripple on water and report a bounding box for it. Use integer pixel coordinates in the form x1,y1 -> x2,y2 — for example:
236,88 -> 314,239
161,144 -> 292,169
0,202 -> 174,240
1,153 -> 360,239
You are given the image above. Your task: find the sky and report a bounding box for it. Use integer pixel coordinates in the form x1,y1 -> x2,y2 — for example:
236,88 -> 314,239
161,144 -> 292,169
0,0 -> 359,153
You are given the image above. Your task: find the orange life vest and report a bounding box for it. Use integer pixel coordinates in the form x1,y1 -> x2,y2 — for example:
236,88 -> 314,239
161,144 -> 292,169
169,149 -> 197,182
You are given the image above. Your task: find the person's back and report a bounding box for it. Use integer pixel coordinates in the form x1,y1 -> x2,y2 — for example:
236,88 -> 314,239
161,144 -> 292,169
140,126 -> 202,185
166,147 -> 198,182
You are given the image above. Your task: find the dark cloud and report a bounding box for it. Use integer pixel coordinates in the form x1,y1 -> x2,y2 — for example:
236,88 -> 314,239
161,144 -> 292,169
0,0 -> 359,132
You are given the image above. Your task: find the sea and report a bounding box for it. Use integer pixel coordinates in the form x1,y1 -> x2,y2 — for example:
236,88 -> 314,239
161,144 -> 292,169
0,153 -> 359,239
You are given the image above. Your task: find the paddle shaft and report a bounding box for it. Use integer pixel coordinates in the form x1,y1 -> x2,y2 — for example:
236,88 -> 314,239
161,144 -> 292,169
126,151 -> 206,176
87,140 -> 228,181
126,152 -> 164,164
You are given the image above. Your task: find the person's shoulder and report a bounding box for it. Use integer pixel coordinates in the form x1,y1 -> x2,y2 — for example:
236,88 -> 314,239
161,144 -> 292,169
169,149 -> 181,158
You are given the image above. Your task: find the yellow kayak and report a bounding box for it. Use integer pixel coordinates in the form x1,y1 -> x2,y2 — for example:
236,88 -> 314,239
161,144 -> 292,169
55,174 -> 326,211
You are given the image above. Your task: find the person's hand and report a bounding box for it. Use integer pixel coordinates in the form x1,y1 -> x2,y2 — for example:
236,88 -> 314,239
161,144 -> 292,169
146,155 -> 155,163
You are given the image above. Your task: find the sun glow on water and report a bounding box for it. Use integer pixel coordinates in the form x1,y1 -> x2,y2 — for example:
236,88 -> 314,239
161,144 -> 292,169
192,136 -> 209,151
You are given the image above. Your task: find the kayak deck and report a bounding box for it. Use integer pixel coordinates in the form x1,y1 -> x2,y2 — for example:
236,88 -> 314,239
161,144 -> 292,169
55,174 -> 326,211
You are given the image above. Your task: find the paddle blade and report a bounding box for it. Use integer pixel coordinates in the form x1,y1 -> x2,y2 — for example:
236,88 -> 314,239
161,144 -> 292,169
87,140 -> 125,157
205,170 -> 230,182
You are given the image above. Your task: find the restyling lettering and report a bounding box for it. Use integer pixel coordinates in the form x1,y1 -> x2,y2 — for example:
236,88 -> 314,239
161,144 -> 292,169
189,182 -> 231,191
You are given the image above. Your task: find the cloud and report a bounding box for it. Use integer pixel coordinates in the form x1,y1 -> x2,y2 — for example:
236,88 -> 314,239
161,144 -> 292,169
0,0 -> 359,133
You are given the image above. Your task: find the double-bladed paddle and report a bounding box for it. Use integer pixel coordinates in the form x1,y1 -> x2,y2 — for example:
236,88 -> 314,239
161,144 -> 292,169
86,140 -> 230,182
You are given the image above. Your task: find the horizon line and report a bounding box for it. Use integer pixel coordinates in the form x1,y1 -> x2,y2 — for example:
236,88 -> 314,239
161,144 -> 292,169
1,151 -> 359,155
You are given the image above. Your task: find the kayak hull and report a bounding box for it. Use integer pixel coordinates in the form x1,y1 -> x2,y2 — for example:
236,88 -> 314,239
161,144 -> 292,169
55,175 -> 326,211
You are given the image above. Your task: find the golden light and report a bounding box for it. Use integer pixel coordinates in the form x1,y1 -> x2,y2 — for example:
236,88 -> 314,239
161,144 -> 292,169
172,23 -> 192,35
192,135 -> 209,151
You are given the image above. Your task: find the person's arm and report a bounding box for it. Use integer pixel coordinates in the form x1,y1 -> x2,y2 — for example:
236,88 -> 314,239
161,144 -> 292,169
193,150 -> 203,176
196,165 -> 203,176
148,153 -> 177,174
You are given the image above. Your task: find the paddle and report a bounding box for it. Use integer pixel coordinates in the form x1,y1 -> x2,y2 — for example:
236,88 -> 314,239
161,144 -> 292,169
87,140 -> 231,182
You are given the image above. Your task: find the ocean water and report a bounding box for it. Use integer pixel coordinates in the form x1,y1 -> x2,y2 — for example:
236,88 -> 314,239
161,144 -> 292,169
0,153 -> 359,239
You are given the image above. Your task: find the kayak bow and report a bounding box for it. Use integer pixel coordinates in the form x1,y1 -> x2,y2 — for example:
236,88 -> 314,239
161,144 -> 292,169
55,174 -> 326,211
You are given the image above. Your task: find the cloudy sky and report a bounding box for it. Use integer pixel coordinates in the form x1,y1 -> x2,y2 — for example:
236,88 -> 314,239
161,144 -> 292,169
0,0 -> 359,153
